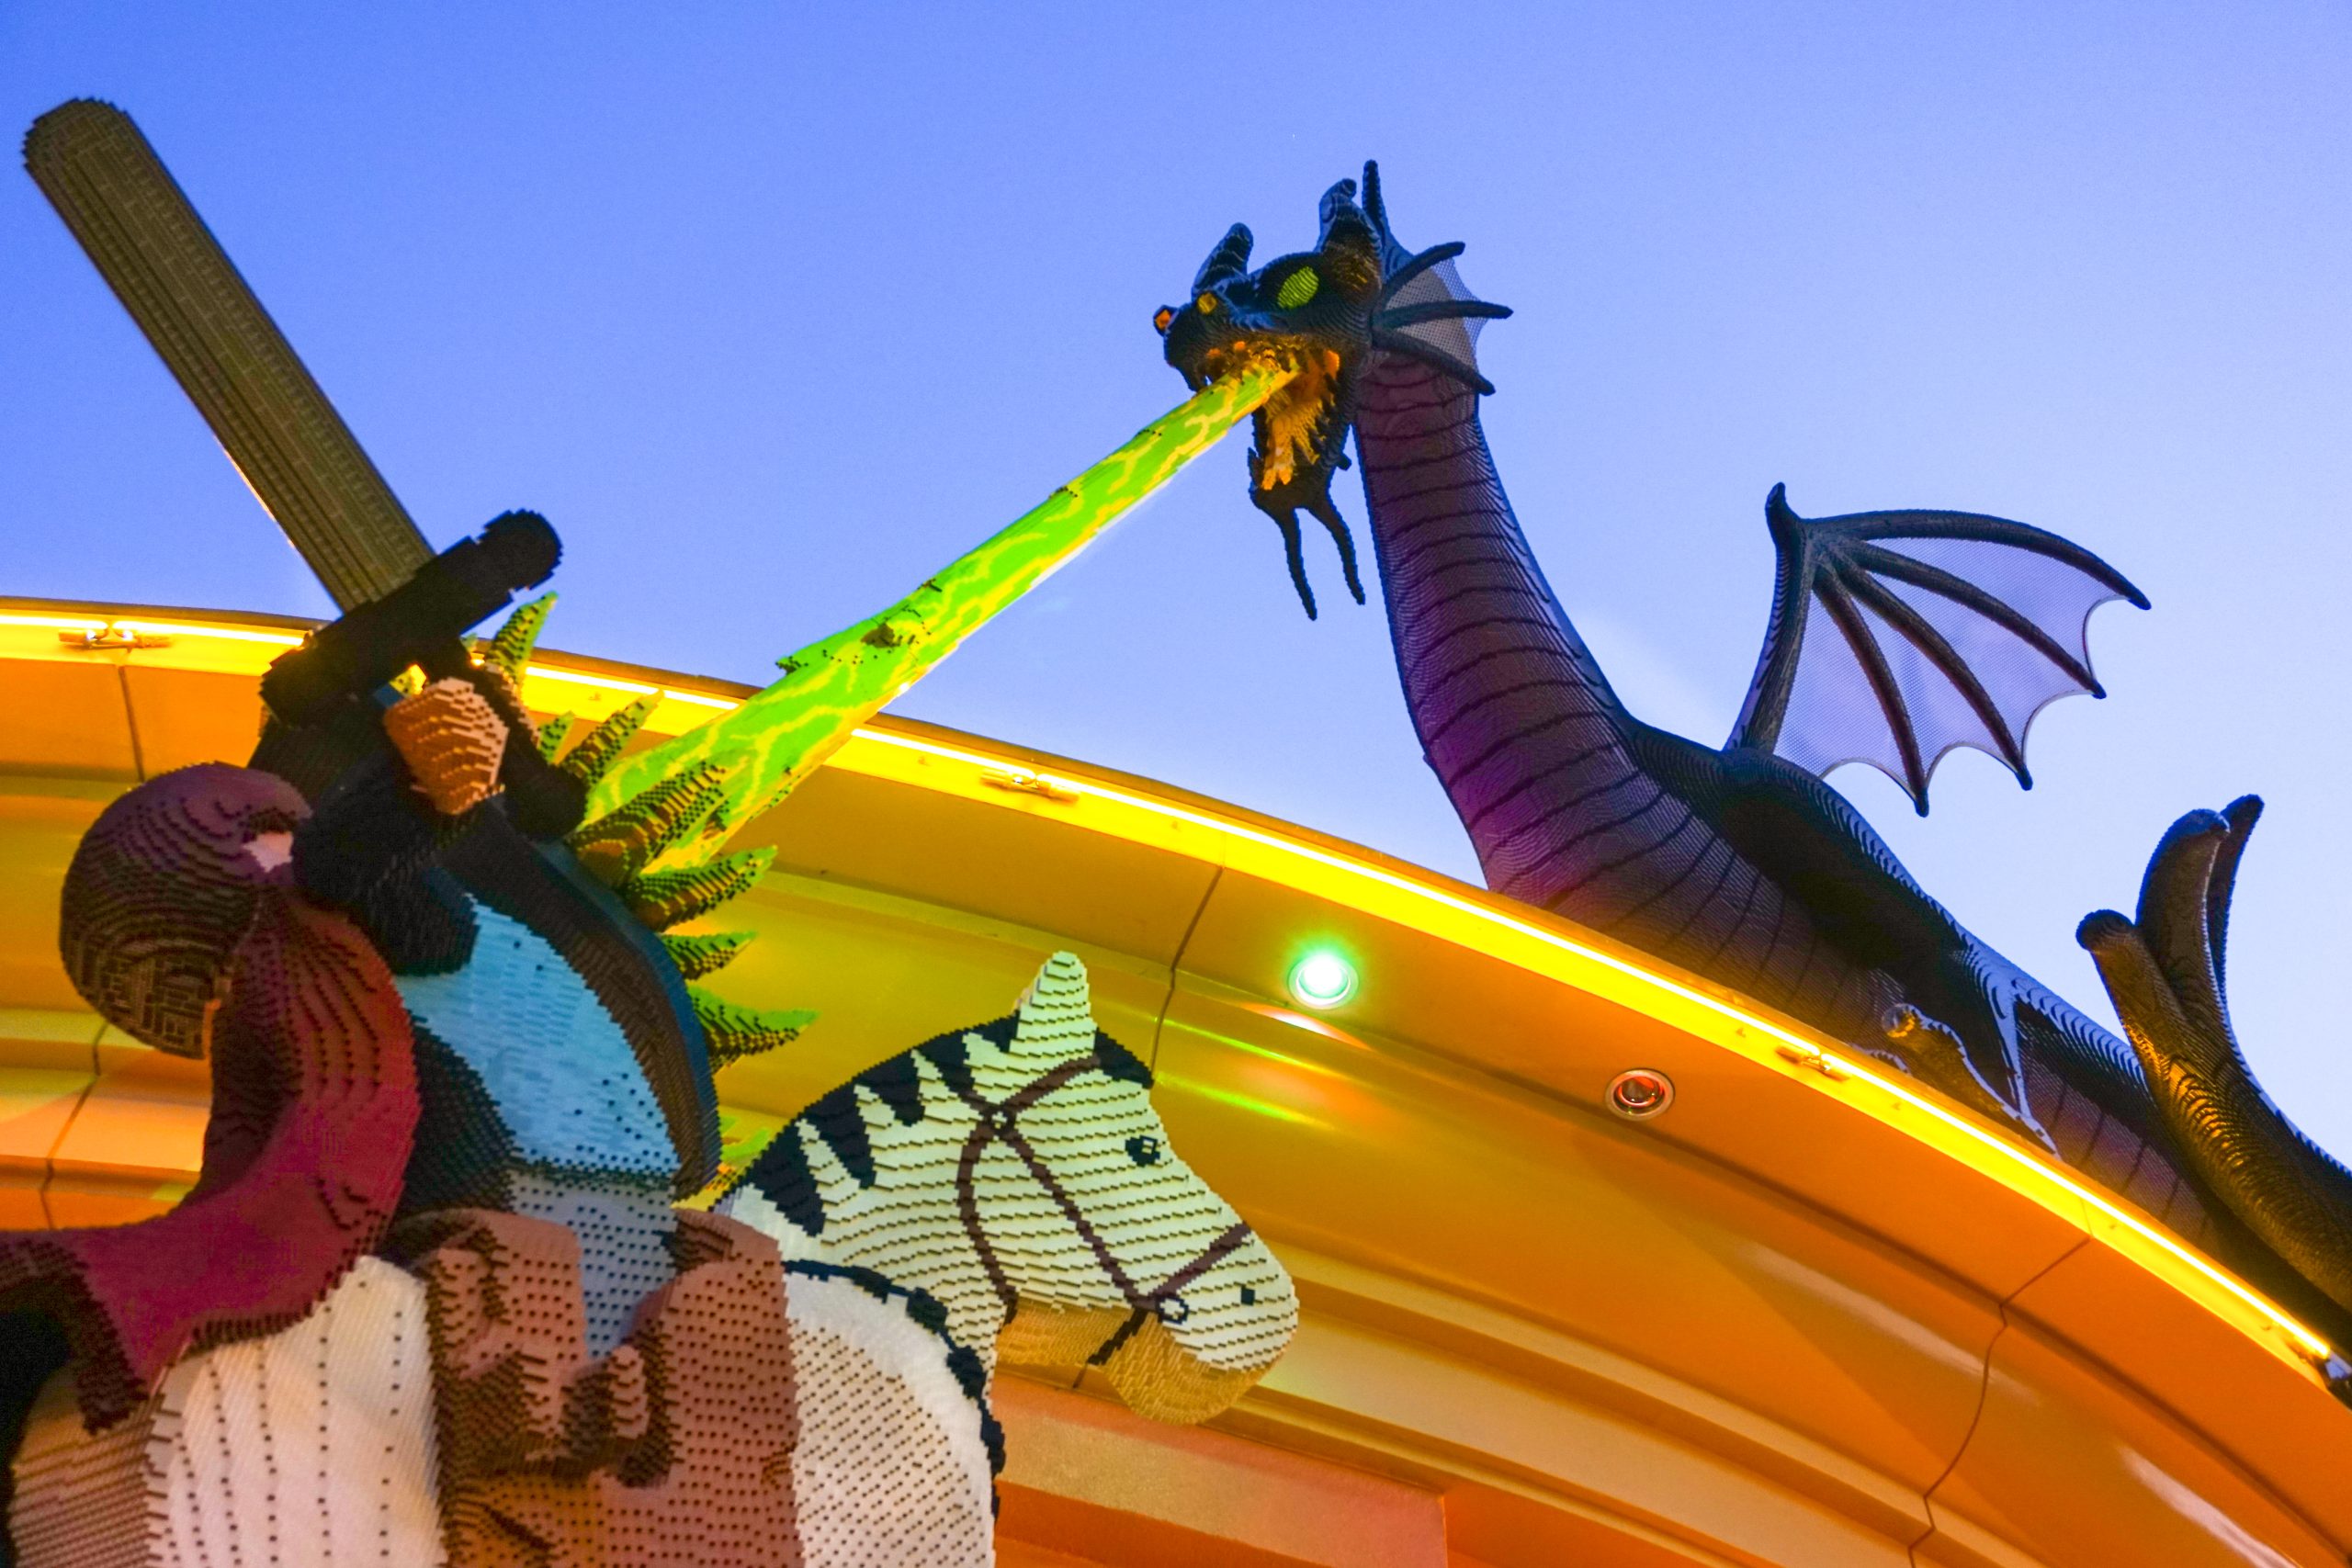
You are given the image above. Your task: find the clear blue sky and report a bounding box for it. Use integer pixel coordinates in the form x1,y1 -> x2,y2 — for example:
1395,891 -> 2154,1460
6,4 -> 2349,1154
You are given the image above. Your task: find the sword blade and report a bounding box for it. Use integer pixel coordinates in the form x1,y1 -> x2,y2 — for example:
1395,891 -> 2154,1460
24,99 -> 433,609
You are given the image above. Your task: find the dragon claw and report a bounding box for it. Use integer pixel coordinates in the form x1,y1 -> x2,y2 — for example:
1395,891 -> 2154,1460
1270,511 -> 1318,620
1250,450 -> 1363,620
1306,493 -> 1366,607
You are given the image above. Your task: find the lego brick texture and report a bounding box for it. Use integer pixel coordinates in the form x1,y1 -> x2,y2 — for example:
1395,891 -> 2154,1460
784,1266 -> 992,1568
383,681 -> 509,818
9,1258 -> 442,1567
721,953 -> 1295,1427
399,1206 -> 800,1567
4,767 -> 418,1430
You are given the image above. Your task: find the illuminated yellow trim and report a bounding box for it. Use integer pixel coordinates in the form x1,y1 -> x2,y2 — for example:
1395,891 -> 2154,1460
528,665 -> 661,695
514,660 -> 747,720
832,726 -> 2336,1369
0,613 -> 307,649
0,604 -> 2333,1371
0,614 -> 112,632
119,620 -> 304,647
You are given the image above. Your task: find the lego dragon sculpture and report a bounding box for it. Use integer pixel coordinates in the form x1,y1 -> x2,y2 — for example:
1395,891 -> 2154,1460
1157,164 -> 2352,1382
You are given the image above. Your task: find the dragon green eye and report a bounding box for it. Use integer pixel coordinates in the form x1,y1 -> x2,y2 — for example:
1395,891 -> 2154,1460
1275,268 -> 1320,309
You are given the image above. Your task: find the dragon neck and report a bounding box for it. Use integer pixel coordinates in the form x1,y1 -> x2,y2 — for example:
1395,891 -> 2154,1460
1351,353 -> 1640,900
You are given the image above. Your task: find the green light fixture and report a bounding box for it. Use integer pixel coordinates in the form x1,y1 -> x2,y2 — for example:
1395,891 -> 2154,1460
1287,949 -> 1358,1010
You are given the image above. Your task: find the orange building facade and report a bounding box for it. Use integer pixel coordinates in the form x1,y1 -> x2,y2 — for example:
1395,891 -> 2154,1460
1,597 -> 2346,1567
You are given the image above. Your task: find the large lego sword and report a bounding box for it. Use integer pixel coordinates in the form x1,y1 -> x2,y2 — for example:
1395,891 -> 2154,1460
24,99 -> 433,609
24,96 -> 1295,838
27,99 -> 582,833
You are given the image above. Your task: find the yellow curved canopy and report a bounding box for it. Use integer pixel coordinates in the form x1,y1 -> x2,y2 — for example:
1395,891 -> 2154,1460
1,599 -> 2346,1567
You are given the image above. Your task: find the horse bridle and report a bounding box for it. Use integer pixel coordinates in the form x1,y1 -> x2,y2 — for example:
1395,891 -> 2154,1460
949,1047 -> 1253,1367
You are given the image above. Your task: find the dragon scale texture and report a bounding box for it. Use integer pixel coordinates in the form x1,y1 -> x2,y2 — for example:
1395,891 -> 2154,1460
1351,349 -> 2243,1254
1359,353 -> 1897,1039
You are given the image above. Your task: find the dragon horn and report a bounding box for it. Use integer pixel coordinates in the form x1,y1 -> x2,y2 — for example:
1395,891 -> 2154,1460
1192,223 -> 1253,293
1317,176 -> 1374,254
1360,160 -> 1414,276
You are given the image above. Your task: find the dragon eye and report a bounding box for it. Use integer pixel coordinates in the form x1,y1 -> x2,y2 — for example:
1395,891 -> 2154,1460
1152,306 -> 1175,335
1125,1134 -> 1162,1166
1196,292 -> 1219,314
1275,268 -> 1320,309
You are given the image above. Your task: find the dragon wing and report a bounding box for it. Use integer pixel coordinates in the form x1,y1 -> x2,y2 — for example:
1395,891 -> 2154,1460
1727,485 -> 2147,814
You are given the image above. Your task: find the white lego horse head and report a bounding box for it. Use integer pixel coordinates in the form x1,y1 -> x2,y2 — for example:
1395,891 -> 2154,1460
719,951 -> 1296,1423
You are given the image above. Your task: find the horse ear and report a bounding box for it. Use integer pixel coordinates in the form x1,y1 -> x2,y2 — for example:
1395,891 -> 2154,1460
1012,951 -> 1097,1055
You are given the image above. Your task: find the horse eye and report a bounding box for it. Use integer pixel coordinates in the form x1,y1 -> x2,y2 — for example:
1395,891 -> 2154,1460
1275,268 -> 1320,309
1125,1134 -> 1162,1166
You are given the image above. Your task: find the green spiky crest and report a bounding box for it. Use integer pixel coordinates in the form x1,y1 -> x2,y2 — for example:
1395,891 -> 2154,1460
469,597 -> 806,1073
569,760 -> 735,886
661,931 -> 759,981
482,592 -> 558,681
620,846 -> 776,932
690,987 -> 816,1069
560,696 -> 655,785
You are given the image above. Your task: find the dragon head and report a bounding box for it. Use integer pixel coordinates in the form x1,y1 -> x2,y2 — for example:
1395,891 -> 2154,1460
1155,162 -> 1509,617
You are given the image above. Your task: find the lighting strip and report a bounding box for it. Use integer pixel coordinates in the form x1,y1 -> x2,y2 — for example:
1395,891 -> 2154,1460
2,615 -> 752,711
404,650 -> 2351,1365
520,662 -> 743,713
0,614 -> 114,632
5,612 -> 309,649
528,665 -> 660,695
136,622 -> 305,646
1,612 -> 303,648
3,607 -> 2332,1370
841,725 -> 2337,1368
